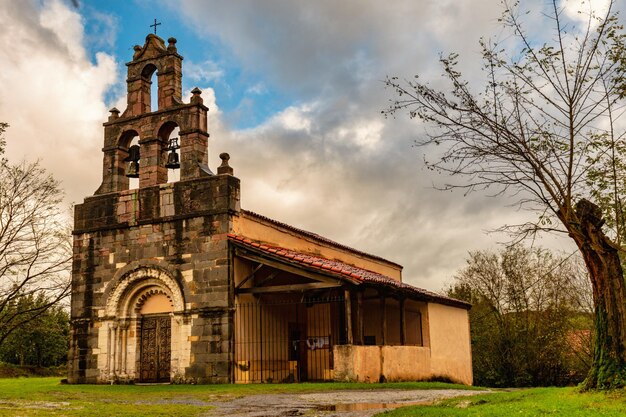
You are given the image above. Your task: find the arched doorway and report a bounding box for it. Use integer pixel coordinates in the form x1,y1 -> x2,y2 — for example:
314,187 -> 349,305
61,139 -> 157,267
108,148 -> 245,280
137,291 -> 173,382
104,265 -> 186,383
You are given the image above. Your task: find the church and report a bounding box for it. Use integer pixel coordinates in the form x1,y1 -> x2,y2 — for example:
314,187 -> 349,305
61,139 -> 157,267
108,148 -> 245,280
68,33 -> 473,385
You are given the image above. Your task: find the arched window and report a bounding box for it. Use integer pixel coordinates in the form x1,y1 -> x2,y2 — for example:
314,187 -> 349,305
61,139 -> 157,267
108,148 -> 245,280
118,130 -> 140,191
127,136 -> 140,190
157,121 -> 181,183
141,64 -> 158,112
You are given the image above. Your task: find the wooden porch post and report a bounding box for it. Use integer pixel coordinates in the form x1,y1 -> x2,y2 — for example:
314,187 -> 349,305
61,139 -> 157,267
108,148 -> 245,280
356,291 -> 364,345
400,298 -> 406,345
344,289 -> 353,344
379,293 -> 387,345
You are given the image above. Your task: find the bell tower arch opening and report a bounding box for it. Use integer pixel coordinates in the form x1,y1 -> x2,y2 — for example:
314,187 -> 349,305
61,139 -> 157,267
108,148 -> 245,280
141,63 -> 159,113
117,130 -> 140,191
126,136 -> 140,190
158,121 -> 181,183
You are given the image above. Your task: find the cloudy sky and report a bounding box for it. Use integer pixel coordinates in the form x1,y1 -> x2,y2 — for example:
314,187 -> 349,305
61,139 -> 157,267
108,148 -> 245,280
1,0 -> 608,292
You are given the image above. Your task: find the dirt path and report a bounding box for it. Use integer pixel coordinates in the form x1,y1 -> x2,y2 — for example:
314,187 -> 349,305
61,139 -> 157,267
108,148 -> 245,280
206,389 -> 491,417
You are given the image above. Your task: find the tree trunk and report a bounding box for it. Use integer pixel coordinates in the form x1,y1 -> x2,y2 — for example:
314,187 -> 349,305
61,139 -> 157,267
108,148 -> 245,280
573,199 -> 626,389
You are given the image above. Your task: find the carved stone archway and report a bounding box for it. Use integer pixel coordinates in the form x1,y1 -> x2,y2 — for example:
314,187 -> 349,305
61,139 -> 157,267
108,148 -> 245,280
105,266 -> 184,318
101,264 -> 187,382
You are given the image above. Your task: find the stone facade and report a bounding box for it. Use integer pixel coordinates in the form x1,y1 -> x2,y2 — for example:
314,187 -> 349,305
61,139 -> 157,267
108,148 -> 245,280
68,34 -> 239,383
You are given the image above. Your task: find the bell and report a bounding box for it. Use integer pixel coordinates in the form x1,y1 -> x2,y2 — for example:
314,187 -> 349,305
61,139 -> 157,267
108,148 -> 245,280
125,145 -> 140,162
124,145 -> 140,178
165,150 -> 180,169
126,161 -> 139,178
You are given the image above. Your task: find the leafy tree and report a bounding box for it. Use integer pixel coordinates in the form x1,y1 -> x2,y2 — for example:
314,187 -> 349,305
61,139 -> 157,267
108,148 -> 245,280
0,124 -> 71,347
447,246 -> 592,387
386,0 -> 626,389
0,293 -> 69,367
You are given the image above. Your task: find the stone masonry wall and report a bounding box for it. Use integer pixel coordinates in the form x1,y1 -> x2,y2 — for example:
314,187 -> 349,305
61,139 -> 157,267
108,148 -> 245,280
69,174 -> 240,383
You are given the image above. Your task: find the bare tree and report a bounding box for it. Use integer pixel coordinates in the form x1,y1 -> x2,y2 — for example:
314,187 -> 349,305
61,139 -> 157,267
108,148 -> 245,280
0,124 -> 71,346
0,123 -> 7,156
386,0 -> 626,389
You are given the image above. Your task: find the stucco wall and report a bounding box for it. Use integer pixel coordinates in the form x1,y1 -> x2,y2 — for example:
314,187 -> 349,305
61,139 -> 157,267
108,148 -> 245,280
427,303 -> 473,385
334,345 -> 383,383
233,213 -> 402,280
333,345 -> 431,383
333,302 -> 472,385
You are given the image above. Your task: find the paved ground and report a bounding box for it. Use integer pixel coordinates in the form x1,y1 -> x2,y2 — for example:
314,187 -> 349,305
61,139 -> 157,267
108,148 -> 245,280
207,389 -> 491,417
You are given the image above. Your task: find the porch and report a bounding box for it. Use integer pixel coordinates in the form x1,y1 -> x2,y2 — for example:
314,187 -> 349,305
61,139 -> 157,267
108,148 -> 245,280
232,236 -> 433,384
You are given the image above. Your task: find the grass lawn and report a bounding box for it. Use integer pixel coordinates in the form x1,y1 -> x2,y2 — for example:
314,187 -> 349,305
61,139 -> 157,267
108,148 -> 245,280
0,377 -> 478,417
2,378 -> 623,416
380,387 -> 626,416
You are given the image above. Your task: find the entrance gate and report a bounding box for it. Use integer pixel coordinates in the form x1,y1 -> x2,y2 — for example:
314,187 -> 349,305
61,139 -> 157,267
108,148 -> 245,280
234,297 -> 345,383
140,316 -> 171,382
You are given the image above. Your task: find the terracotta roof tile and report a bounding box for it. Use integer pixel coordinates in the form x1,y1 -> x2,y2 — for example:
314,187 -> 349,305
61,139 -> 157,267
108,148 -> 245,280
228,234 -> 470,309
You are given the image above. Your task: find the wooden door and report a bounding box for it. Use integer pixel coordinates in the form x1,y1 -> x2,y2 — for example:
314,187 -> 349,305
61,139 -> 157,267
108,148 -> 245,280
140,316 -> 171,382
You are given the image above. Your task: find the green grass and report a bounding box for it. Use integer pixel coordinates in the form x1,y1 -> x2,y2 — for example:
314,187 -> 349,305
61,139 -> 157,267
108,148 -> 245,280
0,377 -> 479,417
380,387 -> 626,416
6,378 -> 622,417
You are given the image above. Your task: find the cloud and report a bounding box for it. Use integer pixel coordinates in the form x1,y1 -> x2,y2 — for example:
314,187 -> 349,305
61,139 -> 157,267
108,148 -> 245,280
0,0 -> 118,205
83,9 -> 119,51
203,89 -> 526,290
561,0 -> 612,26
185,59 -> 225,84
246,82 -> 267,96
177,0 -> 577,290
2,0 -> 582,293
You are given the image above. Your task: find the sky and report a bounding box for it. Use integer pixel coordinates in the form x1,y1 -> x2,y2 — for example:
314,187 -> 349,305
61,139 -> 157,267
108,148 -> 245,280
1,0 -> 612,292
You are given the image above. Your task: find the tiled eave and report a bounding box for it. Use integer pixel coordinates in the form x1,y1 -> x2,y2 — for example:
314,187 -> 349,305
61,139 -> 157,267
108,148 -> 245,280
228,234 -> 471,310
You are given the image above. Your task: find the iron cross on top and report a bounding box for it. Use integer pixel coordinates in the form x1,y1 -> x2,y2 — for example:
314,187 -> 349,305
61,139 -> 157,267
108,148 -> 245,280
150,19 -> 161,35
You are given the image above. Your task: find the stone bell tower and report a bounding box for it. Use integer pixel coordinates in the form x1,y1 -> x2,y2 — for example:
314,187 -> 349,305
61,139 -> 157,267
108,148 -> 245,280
69,34 -> 240,384
97,34 -> 211,193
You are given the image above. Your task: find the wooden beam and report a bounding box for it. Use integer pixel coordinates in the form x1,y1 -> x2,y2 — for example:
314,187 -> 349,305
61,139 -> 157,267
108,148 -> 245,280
356,291 -> 364,345
255,271 -> 278,287
344,289 -> 353,344
400,298 -> 406,345
235,263 -> 264,289
235,282 -> 342,294
380,293 -> 387,346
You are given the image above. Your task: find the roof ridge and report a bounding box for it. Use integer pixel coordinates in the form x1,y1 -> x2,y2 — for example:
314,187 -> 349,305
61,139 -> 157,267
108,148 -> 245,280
241,209 -> 402,268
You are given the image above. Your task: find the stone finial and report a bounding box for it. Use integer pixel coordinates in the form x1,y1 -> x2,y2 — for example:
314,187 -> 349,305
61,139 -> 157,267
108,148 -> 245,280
217,153 -> 234,175
191,87 -> 203,105
167,37 -> 177,52
108,107 -> 120,121
133,45 -> 142,60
